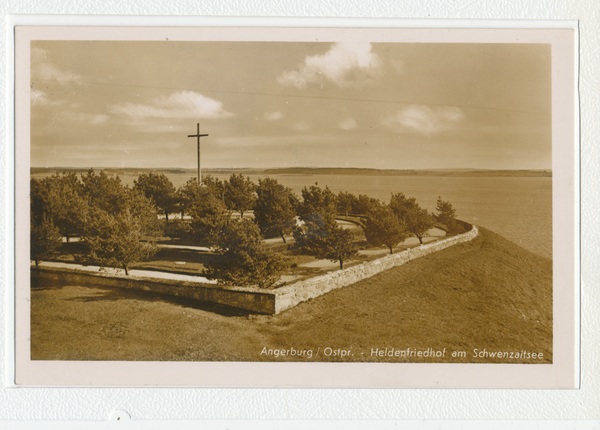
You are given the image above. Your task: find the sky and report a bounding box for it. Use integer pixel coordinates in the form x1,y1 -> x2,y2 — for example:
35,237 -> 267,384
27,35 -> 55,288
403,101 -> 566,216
30,41 -> 552,170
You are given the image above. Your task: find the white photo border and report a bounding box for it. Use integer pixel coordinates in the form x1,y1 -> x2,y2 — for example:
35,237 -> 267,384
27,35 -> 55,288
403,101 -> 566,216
6,13 -> 581,395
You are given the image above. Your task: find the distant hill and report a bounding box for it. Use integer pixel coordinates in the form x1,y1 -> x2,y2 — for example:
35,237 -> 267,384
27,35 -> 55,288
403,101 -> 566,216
262,167 -> 552,177
30,167 -> 267,176
31,167 -> 551,178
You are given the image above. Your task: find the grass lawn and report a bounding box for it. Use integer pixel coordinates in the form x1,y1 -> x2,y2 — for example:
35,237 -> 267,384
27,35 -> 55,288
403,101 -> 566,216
30,227 -> 552,363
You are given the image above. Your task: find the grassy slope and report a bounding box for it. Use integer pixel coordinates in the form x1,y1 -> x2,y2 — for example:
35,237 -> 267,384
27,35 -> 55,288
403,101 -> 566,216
31,227 -> 552,363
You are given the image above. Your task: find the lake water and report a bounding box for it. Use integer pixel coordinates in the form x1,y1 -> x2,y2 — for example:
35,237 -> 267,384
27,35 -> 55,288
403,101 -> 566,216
31,172 -> 553,259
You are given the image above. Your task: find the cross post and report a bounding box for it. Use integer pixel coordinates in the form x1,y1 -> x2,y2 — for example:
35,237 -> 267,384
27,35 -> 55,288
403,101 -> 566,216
188,123 -> 209,183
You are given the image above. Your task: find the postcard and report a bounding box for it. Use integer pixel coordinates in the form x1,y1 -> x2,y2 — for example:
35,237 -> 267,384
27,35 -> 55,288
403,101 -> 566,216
13,25 -> 577,387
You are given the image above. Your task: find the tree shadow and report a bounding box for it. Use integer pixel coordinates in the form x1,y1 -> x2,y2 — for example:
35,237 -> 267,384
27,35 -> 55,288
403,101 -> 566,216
155,237 -> 210,247
31,276 -> 73,291
32,277 -> 253,317
144,248 -> 217,264
66,287 -> 254,317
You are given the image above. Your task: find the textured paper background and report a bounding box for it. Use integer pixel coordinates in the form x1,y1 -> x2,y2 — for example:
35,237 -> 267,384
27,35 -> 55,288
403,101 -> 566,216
2,0 -> 599,422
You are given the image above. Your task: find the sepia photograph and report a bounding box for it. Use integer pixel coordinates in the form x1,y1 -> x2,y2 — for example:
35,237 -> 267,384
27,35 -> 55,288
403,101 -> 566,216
14,26 -> 577,387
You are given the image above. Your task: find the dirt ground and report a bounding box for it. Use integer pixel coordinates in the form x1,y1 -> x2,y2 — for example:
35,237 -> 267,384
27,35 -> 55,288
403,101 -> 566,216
30,227 -> 552,364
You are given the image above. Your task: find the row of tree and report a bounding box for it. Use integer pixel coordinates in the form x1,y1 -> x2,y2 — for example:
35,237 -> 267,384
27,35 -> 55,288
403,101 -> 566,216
364,193 -> 465,254
181,176 -> 461,277
30,170 -> 160,274
173,174 -> 462,244
133,172 -> 259,222
30,170 -> 462,288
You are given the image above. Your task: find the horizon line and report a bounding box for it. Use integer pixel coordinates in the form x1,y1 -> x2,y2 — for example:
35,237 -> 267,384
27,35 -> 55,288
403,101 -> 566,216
30,166 -> 553,171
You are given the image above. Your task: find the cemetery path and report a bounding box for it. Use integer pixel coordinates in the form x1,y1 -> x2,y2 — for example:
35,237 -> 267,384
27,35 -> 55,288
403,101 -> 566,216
155,227 -> 446,255
44,227 -> 447,280
31,261 -> 217,284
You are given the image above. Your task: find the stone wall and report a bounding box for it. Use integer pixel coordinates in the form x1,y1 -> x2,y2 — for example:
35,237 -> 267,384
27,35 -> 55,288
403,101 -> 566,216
273,225 -> 479,314
31,267 -> 278,314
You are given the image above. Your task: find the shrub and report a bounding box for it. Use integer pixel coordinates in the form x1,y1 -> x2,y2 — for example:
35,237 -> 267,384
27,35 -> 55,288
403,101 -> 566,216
162,219 -> 193,238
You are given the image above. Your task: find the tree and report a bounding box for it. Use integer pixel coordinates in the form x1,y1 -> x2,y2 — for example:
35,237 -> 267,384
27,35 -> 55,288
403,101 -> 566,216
337,191 -> 357,217
30,216 -> 63,265
389,192 -> 420,224
297,183 -> 338,224
434,196 -> 465,234
354,194 -> 379,216
203,219 -> 288,288
254,177 -> 297,242
82,189 -> 162,239
133,173 -> 177,221
406,207 -> 436,244
294,213 -> 358,270
294,183 -> 356,269
81,169 -> 128,215
188,192 -> 231,246
177,177 -> 204,218
81,184 -> 161,274
224,173 -> 257,218
83,209 -> 158,276
202,175 -> 226,203
31,174 -> 88,242
390,193 -> 436,245
364,202 -> 408,254
434,196 -> 456,225
124,189 -> 163,238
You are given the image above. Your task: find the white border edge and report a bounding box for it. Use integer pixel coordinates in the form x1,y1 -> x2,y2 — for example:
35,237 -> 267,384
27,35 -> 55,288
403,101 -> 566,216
573,20 -> 582,390
5,14 -> 17,389
7,14 -> 580,29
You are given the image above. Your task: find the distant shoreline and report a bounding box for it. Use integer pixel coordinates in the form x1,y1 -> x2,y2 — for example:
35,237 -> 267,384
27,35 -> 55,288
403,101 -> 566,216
30,167 -> 552,178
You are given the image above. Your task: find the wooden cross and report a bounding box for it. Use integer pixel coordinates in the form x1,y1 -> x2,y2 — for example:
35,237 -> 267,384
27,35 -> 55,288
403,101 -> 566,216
187,123 -> 209,183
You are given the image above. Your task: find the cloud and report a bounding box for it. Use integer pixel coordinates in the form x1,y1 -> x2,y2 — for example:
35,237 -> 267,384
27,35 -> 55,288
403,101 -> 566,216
338,117 -> 357,130
88,114 -> 109,124
277,42 -> 382,89
215,134 -> 329,148
126,124 -> 192,133
53,112 -> 111,125
31,48 -> 82,85
30,89 -> 67,107
293,121 -> 311,131
264,111 -> 284,121
381,105 -> 465,136
109,91 -> 234,121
